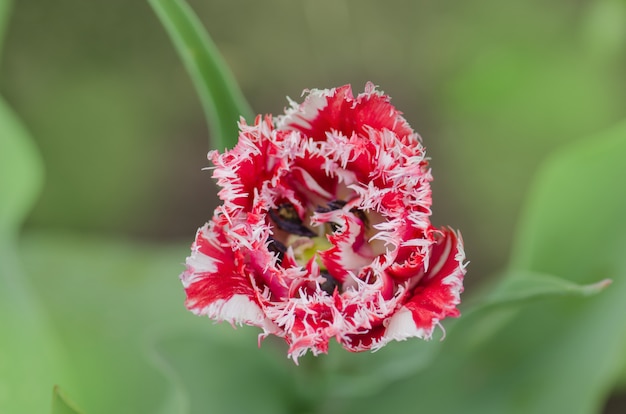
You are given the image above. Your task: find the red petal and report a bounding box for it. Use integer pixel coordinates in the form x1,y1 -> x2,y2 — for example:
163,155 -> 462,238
343,324 -> 386,352
403,228 -> 466,332
183,223 -> 258,312
285,83 -> 415,142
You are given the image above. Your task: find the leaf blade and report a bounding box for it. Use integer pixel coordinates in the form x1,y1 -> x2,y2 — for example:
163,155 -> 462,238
467,271 -> 612,314
0,96 -> 73,413
149,0 -> 253,150
51,386 -> 83,414
0,96 -> 44,237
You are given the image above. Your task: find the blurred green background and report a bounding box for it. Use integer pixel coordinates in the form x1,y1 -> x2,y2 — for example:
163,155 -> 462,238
3,0 -> 624,279
2,0 -> 626,412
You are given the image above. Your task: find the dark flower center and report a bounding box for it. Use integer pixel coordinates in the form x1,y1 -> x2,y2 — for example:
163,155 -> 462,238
267,199 -> 373,295
319,270 -> 340,295
268,203 -> 317,237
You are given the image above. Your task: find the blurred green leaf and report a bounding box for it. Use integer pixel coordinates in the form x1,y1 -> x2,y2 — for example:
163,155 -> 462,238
319,336 -> 441,399
153,325 -> 442,412
0,96 -> 43,237
0,95 -> 73,413
51,386 -> 83,414
510,120 -> 626,277
330,120 -> 626,414
453,270 -> 614,361
581,0 -> 626,63
149,0 -> 253,150
19,233 -> 196,413
440,33 -> 623,277
470,271 -> 612,312
151,331 -> 294,414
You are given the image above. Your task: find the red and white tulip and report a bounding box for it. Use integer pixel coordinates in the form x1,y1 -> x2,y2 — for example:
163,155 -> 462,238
181,83 -> 467,362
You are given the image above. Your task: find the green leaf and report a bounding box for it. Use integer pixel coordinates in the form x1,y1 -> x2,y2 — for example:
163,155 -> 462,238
0,96 -> 73,413
510,120 -> 626,276
18,234 -> 183,413
581,0 -> 626,63
19,233 -> 225,414
454,271 -> 613,357
469,271 -> 612,312
150,330 -> 295,414
51,386 -> 83,414
317,336 -> 442,399
0,96 -> 43,238
2,12 -> 75,411
149,0 -> 253,150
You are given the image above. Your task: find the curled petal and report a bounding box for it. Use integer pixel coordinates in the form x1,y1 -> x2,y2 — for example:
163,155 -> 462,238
320,214 -> 374,283
182,223 -> 263,325
383,228 -> 466,343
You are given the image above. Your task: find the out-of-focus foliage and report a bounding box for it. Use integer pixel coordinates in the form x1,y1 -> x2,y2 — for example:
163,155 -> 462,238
149,0 -> 253,150
0,20 -> 72,408
3,0 -> 624,277
52,386 -> 82,414
1,0 -> 626,413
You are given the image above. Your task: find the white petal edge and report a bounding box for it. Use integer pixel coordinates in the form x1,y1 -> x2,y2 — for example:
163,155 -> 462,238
382,306 -> 431,342
195,294 -> 266,327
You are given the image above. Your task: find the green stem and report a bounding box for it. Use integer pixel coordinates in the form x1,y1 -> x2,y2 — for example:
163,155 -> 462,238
149,0 -> 254,150
291,353 -> 330,414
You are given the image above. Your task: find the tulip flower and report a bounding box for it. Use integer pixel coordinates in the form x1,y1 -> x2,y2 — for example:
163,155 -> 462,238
181,83 -> 467,362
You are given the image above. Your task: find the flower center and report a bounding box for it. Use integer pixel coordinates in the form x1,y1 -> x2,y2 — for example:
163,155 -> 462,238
268,203 -> 316,238
267,196 -> 383,296
267,201 -> 336,266
286,234 -> 333,267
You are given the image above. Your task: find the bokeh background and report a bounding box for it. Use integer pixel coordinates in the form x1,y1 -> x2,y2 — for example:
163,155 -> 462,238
2,0 -> 626,412
4,0 -> 625,279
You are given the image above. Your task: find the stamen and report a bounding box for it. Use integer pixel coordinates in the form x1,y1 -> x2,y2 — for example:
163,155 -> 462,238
269,203 -> 317,237
327,199 -> 347,210
350,208 -> 369,228
319,270 -> 341,295
315,199 -> 346,214
267,237 -> 287,263
328,222 -> 341,233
